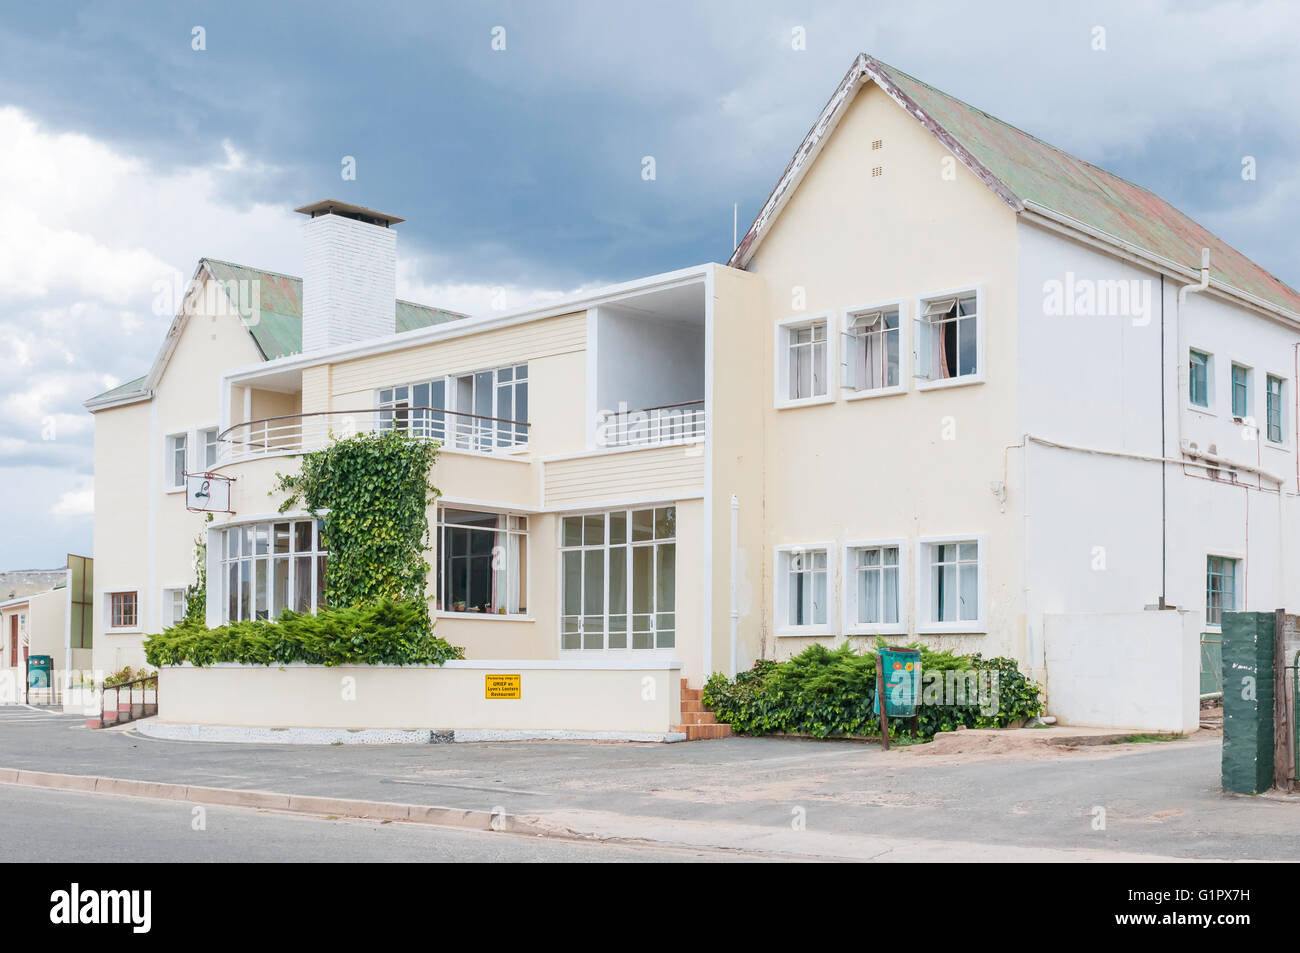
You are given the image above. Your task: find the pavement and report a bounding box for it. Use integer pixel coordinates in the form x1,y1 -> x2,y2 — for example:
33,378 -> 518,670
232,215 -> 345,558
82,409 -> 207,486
0,707 -> 1295,861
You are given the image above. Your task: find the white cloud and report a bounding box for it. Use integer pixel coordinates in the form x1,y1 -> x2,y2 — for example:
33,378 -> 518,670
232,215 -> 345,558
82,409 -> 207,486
51,477 -> 93,519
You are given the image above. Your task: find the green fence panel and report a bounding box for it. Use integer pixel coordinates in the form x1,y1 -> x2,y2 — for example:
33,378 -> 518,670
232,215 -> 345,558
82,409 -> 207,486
1221,611 -> 1274,795
1200,635 -> 1222,695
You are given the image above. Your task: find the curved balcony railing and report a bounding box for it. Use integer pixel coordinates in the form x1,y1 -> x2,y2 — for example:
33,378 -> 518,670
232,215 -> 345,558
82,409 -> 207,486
217,407 -> 529,465
595,399 -> 706,449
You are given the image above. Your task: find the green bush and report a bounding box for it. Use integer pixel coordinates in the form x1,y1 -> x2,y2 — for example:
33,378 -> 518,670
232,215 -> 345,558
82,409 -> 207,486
702,640 -> 1041,741
143,598 -> 464,668
104,665 -> 157,688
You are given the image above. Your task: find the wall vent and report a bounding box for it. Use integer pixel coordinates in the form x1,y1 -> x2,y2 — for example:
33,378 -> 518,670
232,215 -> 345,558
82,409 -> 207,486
871,166 -> 883,177
871,139 -> 883,150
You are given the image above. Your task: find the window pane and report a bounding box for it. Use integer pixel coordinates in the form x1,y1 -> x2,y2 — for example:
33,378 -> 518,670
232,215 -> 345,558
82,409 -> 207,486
959,563 -> 978,621
583,513 -> 605,546
563,516 -> 582,547
958,316 -> 977,376
633,546 -> 652,614
316,555 -> 328,610
563,551 -> 581,615
583,550 -> 604,616
239,560 -> 251,621
859,568 -> 879,624
654,507 -> 675,540
274,522 -> 290,554
273,557 -> 289,619
656,543 -> 675,616
935,561 -> 956,622
631,509 -> 654,542
609,510 -> 627,545
883,566 -> 899,623
295,521 -> 312,553
294,556 -> 312,612
254,559 -> 268,620
228,564 -> 238,621
562,617 -> 581,651
608,547 -> 627,650
813,568 -> 827,625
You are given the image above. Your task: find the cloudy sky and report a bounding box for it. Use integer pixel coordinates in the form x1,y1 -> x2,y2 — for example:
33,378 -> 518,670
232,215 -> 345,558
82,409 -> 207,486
2,0 -> 1298,569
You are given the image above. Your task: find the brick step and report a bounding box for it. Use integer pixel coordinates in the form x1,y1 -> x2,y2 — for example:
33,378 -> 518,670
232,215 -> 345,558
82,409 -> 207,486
681,689 -> 702,702
671,723 -> 732,741
680,698 -> 705,713
679,710 -> 717,725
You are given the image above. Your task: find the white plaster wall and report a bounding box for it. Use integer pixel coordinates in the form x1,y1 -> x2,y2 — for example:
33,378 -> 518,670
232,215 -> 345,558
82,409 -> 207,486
1044,609 -> 1200,732
594,307 -> 704,413
157,661 -> 682,733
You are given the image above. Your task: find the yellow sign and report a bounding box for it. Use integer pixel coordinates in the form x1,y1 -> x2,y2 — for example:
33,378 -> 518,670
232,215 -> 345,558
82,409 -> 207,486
485,674 -> 521,700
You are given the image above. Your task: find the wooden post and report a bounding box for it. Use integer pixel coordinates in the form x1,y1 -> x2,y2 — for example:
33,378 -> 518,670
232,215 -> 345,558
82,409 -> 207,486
876,652 -> 890,751
1274,609 -> 1294,792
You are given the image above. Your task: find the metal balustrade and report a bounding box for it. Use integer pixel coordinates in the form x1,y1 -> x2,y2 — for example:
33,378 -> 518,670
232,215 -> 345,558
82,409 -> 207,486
217,407 -> 530,464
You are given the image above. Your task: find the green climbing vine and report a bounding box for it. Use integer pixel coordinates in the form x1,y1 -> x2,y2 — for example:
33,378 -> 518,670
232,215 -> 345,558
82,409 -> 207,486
275,429 -> 440,631
183,533 -> 207,623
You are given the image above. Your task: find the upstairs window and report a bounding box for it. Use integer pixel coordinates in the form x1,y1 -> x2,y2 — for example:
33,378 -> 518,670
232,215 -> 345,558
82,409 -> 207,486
776,316 -> 831,404
199,427 -> 219,469
842,306 -> 901,393
915,292 -> 978,382
165,434 -> 187,489
380,363 -> 527,450
1266,375 -> 1285,444
1230,364 -> 1251,419
1189,350 -> 1210,408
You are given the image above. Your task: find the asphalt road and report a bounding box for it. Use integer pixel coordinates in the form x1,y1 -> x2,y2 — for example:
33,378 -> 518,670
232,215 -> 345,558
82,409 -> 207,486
1,707 -> 1296,861
0,783 -> 769,862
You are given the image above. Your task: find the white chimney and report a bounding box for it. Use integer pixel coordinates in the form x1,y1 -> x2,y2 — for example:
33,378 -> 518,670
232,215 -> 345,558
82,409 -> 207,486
295,199 -> 403,353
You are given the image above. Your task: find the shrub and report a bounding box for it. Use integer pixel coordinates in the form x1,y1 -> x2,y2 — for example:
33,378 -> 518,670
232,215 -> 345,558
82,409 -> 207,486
703,641 -> 1041,741
104,665 -> 157,688
143,597 -> 464,668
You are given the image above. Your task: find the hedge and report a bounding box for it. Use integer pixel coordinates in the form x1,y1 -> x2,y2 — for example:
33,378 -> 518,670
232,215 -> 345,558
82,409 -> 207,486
701,641 -> 1042,741
143,598 -> 464,668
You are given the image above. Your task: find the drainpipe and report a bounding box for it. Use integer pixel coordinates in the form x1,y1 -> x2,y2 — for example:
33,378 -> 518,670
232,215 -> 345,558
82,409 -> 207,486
729,494 -> 739,679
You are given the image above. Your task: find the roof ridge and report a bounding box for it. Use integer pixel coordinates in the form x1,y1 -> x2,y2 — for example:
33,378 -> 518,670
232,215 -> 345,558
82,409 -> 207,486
201,257 -> 303,283
867,55 -> 1170,207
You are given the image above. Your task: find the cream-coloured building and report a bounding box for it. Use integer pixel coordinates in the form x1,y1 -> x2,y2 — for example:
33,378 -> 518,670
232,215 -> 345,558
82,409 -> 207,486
85,55 -> 1300,733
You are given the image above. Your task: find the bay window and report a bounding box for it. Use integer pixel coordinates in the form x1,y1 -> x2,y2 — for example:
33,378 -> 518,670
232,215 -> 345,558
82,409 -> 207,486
560,507 -> 675,651
221,519 -> 328,622
436,508 -> 528,615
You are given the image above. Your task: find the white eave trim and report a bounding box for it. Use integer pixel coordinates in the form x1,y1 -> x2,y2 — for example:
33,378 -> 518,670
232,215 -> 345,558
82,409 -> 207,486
83,388 -> 153,412
223,262 -> 715,384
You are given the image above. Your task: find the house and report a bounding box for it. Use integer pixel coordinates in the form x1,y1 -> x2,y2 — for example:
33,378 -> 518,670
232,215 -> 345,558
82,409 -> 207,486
0,555 -> 92,704
84,55 -> 1300,735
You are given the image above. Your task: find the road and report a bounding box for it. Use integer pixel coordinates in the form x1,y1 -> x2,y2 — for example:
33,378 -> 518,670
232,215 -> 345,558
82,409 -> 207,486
1,707 -> 1296,861
0,783 -> 770,862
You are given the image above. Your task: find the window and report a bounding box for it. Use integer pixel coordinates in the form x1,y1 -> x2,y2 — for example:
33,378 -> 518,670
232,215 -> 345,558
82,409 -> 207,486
436,508 -> 528,615
220,519 -> 328,622
560,507 -> 675,651
1266,375 -> 1285,444
845,543 -> 903,632
109,591 -> 138,629
199,428 -> 219,469
775,545 -> 831,634
380,363 -> 527,450
162,587 -> 188,628
165,433 -> 187,489
1230,364 -> 1250,419
916,291 -> 979,383
776,316 -> 832,404
917,537 -> 984,631
1206,555 -> 1239,626
1189,350 -> 1210,408
842,305 -> 902,394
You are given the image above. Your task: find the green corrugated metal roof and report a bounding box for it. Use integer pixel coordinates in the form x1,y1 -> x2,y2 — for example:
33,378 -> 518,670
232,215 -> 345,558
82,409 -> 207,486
86,375 -> 147,403
202,258 -> 466,359
867,57 -> 1300,316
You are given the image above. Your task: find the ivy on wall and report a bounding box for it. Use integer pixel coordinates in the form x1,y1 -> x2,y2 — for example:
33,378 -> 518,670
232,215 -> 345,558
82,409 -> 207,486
183,533 -> 207,623
275,430 -> 440,630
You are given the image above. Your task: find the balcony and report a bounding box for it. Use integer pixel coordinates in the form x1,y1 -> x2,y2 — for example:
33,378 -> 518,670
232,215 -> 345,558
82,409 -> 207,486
595,400 -> 706,449
217,407 -> 529,465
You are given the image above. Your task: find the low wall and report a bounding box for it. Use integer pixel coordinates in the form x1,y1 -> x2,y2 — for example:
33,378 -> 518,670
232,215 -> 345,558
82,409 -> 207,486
1044,609 -> 1200,732
156,660 -> 682,736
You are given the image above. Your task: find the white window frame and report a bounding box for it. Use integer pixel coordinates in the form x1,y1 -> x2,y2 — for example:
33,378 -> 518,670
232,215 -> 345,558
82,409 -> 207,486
106,590 -> 141,632
1205,551 -> 1243,629
914,285 -> 985,391
558,506 -> 678,654
218,518 -> 329,623
774,313 -> 835,409
842,539 -> 907,636
1264,371 -> 1288,448
164,432 -> 188,492
915,534 -> 987,634
161,586 -> 188,628
841,299 -> 907,400
1187,347 -> 1215,413
435,506 -> 531,618
197,426 -> 220,470
774,542 -> 834,637
378,362 -> 529,452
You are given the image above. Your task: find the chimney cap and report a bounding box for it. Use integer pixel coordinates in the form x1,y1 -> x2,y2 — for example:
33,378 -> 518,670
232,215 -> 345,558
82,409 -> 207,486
294,199 -> 405,227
